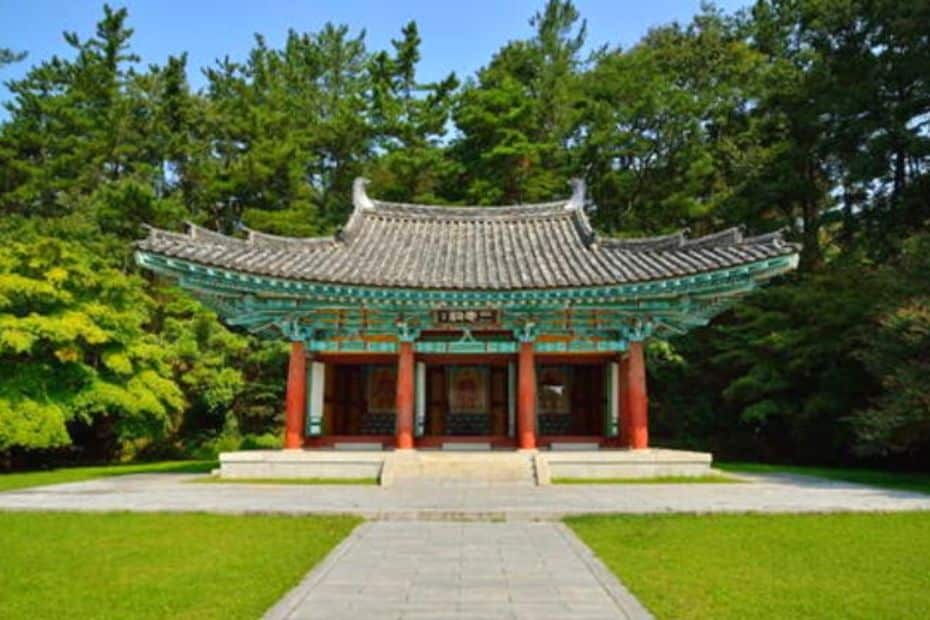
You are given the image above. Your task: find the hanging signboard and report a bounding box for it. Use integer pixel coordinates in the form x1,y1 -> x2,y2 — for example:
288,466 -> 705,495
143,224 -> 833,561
432,308 -> 501,329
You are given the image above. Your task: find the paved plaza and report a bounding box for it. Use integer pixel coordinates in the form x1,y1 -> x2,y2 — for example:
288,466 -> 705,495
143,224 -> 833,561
4,472 -> 928,619
1,472 -> 929,518
264,521 -> 650,620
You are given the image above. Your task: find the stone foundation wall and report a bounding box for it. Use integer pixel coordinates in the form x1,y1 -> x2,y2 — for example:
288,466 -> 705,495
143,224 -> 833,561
218,447 -> 713,485
219,450 -> 385,480
542,448 -> 713,480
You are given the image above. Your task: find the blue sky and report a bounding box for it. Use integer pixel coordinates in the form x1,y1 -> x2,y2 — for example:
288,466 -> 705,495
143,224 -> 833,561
0,0 -> 749,106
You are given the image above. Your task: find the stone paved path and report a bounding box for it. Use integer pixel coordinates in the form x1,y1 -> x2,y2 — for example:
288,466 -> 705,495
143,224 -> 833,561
2,472 -> 929,518
5,475 -> 928,619
264,521 -> 651,620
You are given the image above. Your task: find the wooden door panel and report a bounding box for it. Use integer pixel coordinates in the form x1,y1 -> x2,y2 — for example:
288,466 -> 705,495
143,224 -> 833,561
426,367 -> 446,435
490,367 -> 507,435
568,365 -> 603,435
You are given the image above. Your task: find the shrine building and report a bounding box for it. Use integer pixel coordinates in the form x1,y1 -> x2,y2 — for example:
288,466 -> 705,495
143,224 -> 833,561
136,178 -> 798,462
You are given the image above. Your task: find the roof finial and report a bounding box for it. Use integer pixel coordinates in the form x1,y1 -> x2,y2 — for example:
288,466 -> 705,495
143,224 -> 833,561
353,177 -> 375,211
566,177 -> 585,210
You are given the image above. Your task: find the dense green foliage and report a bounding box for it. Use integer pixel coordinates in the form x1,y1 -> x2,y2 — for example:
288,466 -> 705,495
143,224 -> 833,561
0,1 -> 928,467
568,512 -> 930,619
0,511 -> 359,619
0,222 -> 183,454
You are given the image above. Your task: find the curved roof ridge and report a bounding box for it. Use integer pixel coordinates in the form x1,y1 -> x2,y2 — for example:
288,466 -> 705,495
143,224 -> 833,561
743,228 -> 794,248
680,226 -> 745,249
353,175 -> 575,219
370,198 -> 569,218
184,222 -> 247,247
245,228 -> 336,251
600,230 -> 687,251
600,226 -> 789,253
138,225 -> 194,247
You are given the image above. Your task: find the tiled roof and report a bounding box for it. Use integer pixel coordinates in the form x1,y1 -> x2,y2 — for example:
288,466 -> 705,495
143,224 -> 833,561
136,178 -> 798,291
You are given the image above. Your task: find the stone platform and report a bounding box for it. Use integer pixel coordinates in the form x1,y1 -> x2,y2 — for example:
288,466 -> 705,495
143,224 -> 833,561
219,450 -> 386,480
218,448 -> 713,486
539,448 -> 712,482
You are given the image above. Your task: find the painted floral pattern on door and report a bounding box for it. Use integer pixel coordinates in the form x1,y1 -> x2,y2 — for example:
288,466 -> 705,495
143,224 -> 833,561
366,365 -> 397,414
447,366 -> 489,414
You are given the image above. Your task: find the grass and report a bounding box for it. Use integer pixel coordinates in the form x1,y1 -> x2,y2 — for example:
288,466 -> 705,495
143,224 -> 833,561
718,462 -> 930,495
0,511 -> 359,620
568,512 -> 930,620
0,460 -> 217,493
553,474 -> 739,484
193,476 -> 378,485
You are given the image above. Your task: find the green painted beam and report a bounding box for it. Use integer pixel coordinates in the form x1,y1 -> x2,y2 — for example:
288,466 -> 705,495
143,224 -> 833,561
136,249 -> 796,344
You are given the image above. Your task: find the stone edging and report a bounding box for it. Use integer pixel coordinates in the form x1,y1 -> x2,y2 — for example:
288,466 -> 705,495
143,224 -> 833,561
555,522 -> 655,620
262,521 -> 371,620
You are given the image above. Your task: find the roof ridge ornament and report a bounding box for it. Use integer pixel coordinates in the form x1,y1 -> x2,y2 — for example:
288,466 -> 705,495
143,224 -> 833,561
565,178 -> 586,211
352,177 -> 375,211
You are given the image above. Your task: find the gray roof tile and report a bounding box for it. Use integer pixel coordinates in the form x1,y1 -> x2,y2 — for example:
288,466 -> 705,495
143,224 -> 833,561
137,180 -> 799,291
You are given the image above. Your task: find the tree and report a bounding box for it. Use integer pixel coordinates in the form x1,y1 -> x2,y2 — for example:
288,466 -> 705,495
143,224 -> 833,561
851,234 -> 930,458
366,21 -> 460,202
190,25 -> 372,234
451,0 -> 587,204
0,5 -> 186,241
0,48 -> 26,67
150,287 -> 287,444
581,8 -> 770,235
1,0 -> 929,469
0,221 -> 184,454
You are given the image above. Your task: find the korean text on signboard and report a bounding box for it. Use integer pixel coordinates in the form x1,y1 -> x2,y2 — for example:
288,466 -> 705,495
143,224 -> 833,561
432,308 -> 500,328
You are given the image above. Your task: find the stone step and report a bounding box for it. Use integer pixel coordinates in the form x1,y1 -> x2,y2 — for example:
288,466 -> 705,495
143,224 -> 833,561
382,451 -> 537,486
441,442 -> 492,451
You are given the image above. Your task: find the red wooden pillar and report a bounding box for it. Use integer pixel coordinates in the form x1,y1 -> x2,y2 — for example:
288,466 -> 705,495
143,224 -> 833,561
626,341 -> 649,449
395,341 -> 415,449
284,341 -> 307,449
517,341 -> 537,450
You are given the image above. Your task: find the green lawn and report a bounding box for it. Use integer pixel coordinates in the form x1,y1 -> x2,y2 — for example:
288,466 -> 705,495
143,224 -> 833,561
553,474 -> 739,484
719,462 -> 930,494
0,460 -> 217,493
0,511 -> 359,620
568,512 -> 930,620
